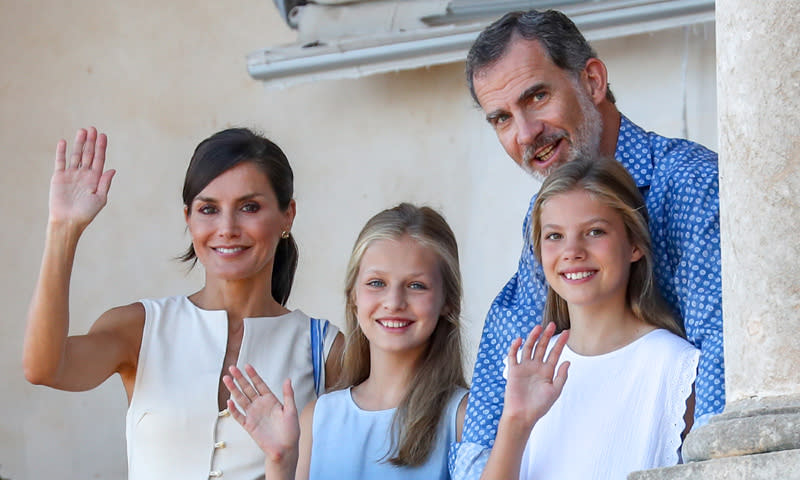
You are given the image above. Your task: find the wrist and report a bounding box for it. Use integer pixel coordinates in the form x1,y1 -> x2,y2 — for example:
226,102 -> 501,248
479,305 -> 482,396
263,449 -> 298,480
46,218 -> 86,240
497,412 -> 538,439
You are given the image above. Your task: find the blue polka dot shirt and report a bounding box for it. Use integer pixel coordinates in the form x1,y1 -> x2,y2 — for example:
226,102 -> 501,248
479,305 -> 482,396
450,115 -> 724,479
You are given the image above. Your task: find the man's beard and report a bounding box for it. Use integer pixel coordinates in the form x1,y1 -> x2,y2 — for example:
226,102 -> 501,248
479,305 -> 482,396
522,86 -> 603,182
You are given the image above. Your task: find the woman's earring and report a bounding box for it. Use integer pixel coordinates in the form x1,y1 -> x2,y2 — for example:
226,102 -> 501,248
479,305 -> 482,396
281,230 -> 290,239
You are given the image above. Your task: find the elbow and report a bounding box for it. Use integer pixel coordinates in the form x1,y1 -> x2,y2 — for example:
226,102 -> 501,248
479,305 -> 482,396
23,365 -> 49,386
22,356 -> 56,386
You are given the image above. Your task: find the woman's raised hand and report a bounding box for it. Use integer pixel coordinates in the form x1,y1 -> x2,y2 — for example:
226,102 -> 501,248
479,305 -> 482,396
49,127 -> 115,229
503,323 -> 570,429
224,365 -> 301,466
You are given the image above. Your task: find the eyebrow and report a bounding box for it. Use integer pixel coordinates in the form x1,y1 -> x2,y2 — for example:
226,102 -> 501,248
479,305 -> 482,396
362,268 -> 429,277
484,82 -> 546,123
541,218 -> 613,230
193,192 -> 263,203
517,83 -> 545,105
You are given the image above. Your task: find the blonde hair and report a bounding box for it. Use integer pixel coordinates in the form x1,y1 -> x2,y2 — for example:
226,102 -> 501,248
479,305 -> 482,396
340,203 -> 467,466
531,157 -> 683,336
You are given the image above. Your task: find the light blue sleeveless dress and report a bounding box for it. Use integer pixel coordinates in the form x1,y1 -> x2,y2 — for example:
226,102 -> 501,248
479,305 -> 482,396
309,386 -> 467,480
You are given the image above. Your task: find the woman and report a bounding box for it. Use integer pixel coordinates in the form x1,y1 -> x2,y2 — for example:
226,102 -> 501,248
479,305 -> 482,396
23,126 -> 344,480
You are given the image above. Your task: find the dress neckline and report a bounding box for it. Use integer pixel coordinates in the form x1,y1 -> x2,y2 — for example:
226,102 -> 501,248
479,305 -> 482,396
562,328 -> 667,360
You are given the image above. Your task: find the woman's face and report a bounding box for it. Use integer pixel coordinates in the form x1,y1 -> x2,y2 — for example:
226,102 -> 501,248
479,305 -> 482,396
185,161 -> 295,282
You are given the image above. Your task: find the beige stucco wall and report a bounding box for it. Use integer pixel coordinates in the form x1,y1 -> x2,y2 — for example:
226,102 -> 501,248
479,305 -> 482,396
0,1 -> 717,477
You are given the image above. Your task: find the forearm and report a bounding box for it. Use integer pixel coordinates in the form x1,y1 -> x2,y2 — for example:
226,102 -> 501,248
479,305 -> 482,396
479,415 -> 531,480
263,453 -> 298,480
23,220 -> 83,384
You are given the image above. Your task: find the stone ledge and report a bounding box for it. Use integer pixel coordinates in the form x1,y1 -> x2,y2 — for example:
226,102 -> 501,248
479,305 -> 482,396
683,395 -> 800,462
628,449 -> 800,480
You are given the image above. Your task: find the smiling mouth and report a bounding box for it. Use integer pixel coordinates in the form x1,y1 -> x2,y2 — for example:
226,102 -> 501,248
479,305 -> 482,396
562,271 -> 596,280
534,142 -> 558,163
214,247 -> 245,254
523,137 -> 564,168
378,319 -> 411,328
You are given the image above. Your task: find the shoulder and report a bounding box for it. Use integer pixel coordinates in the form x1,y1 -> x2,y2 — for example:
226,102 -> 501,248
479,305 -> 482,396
90,302 -> 145,338
621,116 -> 718,185
451,387 -> 469,412
637,329 -> 699,359
647,133 -> 719,185
135,295 -> 201,319
314,388 -> 349,410
307,389 -> 351,432
88,302 -> 146,371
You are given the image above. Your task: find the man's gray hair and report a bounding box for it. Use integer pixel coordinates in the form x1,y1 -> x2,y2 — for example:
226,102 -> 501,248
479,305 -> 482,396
465,9 -> 616,105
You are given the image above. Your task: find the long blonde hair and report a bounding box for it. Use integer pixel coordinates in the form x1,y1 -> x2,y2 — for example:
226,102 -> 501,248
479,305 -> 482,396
340,203 -> 467,466
531,157 -> 683,336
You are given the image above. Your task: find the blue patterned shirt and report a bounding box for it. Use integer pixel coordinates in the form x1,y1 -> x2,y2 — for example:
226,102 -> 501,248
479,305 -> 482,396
450,115 -> 723,479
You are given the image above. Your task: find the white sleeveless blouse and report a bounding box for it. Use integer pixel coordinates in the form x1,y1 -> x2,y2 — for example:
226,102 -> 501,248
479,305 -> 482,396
126,295 -> 338,480
513,329 -> 698,480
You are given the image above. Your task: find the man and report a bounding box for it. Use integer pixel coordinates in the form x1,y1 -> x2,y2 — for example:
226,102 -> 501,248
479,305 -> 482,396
450,10 -> 723,478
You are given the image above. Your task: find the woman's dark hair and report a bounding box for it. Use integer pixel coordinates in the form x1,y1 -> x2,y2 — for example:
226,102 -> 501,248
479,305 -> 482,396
180,128 -> 298,306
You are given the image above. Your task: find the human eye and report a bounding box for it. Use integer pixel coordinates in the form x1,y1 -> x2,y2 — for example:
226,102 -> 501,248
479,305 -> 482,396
408,281 -> 428,290
543,231 -> 562,241
198,204 -> 217,215
488,112 -> 511,128
587,228 -> 606,237
241,202 -> 260,213
366,279 -> 385,288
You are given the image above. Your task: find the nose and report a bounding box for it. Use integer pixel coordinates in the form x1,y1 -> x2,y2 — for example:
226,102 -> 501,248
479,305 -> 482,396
515,112 -> 544,147
383,285 -> 407,312
562,237 -> 586,261
217,211 -> 241,238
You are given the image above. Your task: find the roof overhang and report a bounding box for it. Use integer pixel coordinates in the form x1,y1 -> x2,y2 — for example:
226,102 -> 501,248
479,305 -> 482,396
249,0 -> 715,87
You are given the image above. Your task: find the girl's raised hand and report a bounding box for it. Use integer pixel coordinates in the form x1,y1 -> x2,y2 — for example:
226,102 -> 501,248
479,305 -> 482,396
223,365 -> 300,466
49,127 -> 115,229
503,323 -> 570,429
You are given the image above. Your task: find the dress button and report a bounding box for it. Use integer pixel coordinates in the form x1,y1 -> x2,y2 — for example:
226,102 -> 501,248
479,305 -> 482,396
218,409 -> 230,418
214,441 -> 226,449
209,470 -> 223,478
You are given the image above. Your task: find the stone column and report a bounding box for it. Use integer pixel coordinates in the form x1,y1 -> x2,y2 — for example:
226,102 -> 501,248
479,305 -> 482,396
631,0 -> 800,478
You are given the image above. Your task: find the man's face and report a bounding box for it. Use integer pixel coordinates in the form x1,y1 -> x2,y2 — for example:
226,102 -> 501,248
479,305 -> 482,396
473,38 -> 602,180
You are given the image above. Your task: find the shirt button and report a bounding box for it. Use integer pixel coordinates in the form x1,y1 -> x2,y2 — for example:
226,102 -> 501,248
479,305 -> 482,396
218,409 -> 230,418
214,441 -> 226,449
209,470 -> 223,477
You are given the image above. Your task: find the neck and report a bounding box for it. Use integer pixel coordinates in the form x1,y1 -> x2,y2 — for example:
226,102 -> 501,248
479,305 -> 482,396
566,301 -> 653,356
352,346 -> 424,411
598,102 -> 622,158
190,274 -> 287,322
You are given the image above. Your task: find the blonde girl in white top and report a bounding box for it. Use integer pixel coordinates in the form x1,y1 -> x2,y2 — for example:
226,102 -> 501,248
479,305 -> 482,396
481,157 -> 697,480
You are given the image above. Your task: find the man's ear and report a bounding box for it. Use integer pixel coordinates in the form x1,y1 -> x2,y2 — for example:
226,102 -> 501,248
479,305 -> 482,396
583,58 -> 609,105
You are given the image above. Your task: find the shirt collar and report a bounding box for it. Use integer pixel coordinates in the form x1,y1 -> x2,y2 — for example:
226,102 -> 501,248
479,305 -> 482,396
615,114 -> 654,189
